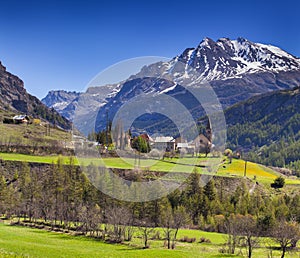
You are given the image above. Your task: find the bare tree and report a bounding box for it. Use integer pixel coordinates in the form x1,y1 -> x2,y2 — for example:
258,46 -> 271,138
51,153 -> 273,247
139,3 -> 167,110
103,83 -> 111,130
271,221 -> 300,258
224,214 -> 240,254
172,206 -> 188,244
160,206 -> 175,249
78,204 -> 102,237
224,214 -> 260,257
160,205 -> 187,249
138,221 -> 156,249
237,215 -> 260,258
106,206 -> 133,243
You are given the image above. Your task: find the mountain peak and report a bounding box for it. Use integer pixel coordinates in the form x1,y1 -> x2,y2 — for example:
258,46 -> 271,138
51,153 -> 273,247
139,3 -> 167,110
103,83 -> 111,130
0,61 -> 6,71
199,37 -> 215,48
236,37 -> 250,44
177,37 -> 300,81
217,37 -> 231,43
42,90 -> 80,114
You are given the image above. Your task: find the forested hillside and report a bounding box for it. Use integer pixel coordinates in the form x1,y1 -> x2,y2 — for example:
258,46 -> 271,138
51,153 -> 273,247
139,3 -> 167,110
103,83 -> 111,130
225,87 -> 300,173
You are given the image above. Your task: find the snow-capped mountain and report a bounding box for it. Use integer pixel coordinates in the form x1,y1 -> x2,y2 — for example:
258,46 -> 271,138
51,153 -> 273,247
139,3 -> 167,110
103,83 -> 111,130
42,90 -> 80,120
42,90 -> 80,110
42,37 -> 300,135
175,37 -> 300,81
94,37 -> 300,132
41,84 -> 122,122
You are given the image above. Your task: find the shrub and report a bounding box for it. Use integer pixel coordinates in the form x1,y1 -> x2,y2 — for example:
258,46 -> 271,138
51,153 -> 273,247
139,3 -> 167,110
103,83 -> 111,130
131,136 -> 151,153
149,149 -> 162,158
33,118 -> 41,125
151,231 -> 160,240
3,117 -> 14,124
199,237 -> 211,243
218,246 -> 227,254
271,176 -> 285,188
179,236 -> 196,243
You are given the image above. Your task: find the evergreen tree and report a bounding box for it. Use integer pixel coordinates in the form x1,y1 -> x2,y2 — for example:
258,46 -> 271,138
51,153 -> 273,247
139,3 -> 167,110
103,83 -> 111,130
204,179 -> 216,201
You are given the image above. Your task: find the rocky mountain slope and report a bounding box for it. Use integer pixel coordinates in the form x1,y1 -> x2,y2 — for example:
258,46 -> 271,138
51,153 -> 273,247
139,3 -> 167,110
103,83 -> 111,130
42,90 -> 80,121
0,61 -> 71,129
42,84 -> 121,122
42,90 -> 79,112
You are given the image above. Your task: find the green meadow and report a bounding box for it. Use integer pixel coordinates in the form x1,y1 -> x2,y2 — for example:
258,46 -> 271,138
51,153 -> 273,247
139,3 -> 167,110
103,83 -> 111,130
1,222 -> 300,258
0,152 -> 300,185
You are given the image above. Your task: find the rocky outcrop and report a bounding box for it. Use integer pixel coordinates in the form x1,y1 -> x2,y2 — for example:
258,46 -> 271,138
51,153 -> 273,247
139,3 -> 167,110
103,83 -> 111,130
0,61 -> 71,129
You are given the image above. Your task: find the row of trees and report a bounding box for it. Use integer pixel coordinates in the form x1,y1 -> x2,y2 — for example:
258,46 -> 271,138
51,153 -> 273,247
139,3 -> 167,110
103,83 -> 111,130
0,160 -> 299,256
222,213 -> 300,258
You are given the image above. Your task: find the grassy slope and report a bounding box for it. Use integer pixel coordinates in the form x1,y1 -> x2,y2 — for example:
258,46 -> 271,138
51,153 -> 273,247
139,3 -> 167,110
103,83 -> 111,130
0,122 -> 71,147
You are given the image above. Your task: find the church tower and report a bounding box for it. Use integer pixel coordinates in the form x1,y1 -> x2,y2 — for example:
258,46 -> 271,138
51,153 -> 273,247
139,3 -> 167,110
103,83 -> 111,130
206,118 -> 212,142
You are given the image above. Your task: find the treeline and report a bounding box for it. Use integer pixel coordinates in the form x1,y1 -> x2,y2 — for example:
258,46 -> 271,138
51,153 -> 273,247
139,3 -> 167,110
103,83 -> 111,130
0,160 -> 299,256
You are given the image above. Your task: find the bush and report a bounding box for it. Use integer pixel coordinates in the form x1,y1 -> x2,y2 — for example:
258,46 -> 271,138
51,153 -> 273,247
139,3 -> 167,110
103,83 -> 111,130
199,237 -> 211,243
218,246 -> 227,254
33,118 -> 41,125
149,149 -> 162,158
271,176 -> 285,188
3,117 -> 14,124
131,136 -> 151,153
179,148 -> 187,156
151,231 -> 160,240
179,236 -> 196,243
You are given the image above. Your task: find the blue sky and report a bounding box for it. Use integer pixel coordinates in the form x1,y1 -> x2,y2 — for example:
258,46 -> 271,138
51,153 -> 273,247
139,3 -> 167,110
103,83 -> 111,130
0,0 -> 299,99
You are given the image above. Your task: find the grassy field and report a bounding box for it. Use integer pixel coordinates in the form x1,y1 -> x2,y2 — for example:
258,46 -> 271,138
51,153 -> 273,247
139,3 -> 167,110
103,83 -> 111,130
0,222 -> 233,258
0,152 -> 300,185
0,153 -> 70,164
1,222 -> 300,258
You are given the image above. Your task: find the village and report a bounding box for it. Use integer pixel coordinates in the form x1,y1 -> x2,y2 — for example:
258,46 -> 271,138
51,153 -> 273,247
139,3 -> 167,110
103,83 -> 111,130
76,120 -> 214,159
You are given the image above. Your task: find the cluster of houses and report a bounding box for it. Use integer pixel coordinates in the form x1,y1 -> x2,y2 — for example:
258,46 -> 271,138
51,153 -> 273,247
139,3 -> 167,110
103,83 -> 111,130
71,118 -> 214,157
74,119 -> 213,158
132,120 -> 213,155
